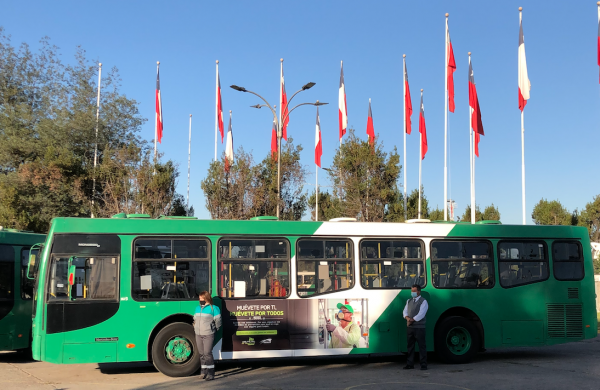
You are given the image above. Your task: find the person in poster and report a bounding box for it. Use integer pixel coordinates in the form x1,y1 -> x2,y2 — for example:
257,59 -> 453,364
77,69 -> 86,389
325,303 -> 361,348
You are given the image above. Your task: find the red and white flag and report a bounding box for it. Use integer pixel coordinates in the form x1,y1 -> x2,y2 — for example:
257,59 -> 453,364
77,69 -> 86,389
225,112 -> 234,172
446,19 -> 456,113
469,57 -> 485,157
271,119 -> 277,161
518,11 -> 531,111
404,59 -> 413,134
419,92 -> 428,159
315,107 -> 322,167
216,65 -> 224,143
366,99 -> 375,147
339,61 -> 348,141
280,62 -> 289,141
155,66 -> 163,143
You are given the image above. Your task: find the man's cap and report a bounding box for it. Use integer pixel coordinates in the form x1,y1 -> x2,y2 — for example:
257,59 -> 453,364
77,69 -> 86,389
337,303 -> 354,313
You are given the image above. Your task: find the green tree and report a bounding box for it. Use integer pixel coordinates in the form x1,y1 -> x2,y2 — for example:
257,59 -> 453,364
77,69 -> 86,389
169,194 -> 194,217
324,129 -> 403,222
0,29 -> 164,232
428,207 -> 444,221
308,191 -> 342,221
460,204 -> 483,222
531,199 -> 571,226
482,204 -> 501,221
200,139 -> 308,221
579,195 -> 600,243
406,187 -> 429,220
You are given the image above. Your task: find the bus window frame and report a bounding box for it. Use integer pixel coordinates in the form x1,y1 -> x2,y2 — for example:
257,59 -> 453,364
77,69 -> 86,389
359,238 -> 426,290
430,239 -> 495,290
295,237 -> 355,297
20,247 -> 34,300
551,240 -> 584,282
497,239 -> 549,289
217,236 -> 291,299
45,252 -> 121,304
131,236 -> 212,302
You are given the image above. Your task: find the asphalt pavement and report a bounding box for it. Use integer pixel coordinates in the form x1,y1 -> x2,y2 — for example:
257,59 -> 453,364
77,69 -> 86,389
2,337 -> 600,390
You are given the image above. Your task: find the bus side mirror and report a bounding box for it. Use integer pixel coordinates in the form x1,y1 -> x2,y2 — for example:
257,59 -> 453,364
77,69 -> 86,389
26,243 -> 43,280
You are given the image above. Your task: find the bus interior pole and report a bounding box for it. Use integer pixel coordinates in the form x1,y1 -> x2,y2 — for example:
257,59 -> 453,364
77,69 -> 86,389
91,62 -> 102,219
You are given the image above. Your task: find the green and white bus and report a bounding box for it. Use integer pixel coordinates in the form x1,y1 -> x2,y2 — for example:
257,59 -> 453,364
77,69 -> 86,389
0,227 -> 45,352
31,215 -> 597,376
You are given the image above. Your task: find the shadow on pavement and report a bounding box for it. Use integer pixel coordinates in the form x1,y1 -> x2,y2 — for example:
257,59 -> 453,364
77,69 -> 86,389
97,361 -> 158,374
0,350 -> 35,364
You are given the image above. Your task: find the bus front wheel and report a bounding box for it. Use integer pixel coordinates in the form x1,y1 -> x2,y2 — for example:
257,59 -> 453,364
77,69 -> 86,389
434,316 -> 480,364
152,322 -> 200,377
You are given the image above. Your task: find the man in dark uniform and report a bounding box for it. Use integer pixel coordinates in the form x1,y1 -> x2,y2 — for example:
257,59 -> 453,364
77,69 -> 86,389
403,284 -> 429,370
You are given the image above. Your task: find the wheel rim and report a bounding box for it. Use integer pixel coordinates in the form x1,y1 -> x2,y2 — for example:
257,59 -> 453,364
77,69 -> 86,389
445,326 -> 472,355
165,336 -> 193,364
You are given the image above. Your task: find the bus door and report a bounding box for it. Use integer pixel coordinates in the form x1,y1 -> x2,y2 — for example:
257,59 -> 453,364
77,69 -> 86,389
0,244 -> 16,350
44,234 -> 121,364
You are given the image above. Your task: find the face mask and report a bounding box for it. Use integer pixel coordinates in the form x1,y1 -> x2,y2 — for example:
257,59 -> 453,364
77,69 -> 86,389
337,311 -> 345,320
200,300 -> 206,305
411,292 -> 418,298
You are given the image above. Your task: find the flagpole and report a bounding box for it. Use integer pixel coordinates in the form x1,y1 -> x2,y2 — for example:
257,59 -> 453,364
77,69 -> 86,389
418,89 -> 423,220
91,62 -> 102,218
154,61 -> 159,163
403,54 -> 408,221
215,60 -> 219,162
444,13 -> 449,221
277,59 -> 284,219
316,165 -> 319,222
469,53 -> 475,224
187,114 -> 192,216
520,7 -> 526,225
521,110 -> 526,225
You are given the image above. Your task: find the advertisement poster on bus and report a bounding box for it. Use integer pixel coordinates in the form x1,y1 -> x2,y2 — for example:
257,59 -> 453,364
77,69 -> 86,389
221,298 -> 369,352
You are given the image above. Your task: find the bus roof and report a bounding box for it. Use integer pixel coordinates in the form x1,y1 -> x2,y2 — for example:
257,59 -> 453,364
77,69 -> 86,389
46,217 -> 590,241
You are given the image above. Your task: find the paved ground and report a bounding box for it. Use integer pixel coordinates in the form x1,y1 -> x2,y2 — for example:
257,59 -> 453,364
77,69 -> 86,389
2,338 -> 600,390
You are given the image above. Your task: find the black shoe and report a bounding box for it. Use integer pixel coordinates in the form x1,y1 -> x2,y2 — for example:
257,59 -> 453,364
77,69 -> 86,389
403,365 -> 414,369
205,375 -> 214,381
420,366 -> 428,370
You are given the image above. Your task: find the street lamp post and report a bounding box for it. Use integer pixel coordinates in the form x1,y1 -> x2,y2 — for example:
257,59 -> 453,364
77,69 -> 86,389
230,83 -> 326,219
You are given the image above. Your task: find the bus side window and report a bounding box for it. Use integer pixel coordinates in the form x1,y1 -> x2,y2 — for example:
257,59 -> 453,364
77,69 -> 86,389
360,240 -> 425,289
552,241 -> 584,281
431,240 -> 494,289
498,241 -> 548,288
0,245 -> 15,301
297,239 -> 353,297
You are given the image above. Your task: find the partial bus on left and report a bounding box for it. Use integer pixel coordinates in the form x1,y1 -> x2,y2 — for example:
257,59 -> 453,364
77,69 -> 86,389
0,228 -> 45,352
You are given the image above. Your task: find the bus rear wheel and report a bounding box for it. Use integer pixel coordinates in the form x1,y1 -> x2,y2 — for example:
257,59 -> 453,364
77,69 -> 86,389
434,316 -> 480,364
152,322 -> 200,377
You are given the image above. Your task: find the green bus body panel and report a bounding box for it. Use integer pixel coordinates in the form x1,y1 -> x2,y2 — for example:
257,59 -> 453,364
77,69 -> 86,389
32,218 -> 598,364
0,231 -> 45,351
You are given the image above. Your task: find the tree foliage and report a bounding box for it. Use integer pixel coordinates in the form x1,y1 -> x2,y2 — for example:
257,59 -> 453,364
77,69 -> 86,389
200,139 -> 307,220
531,199 -> 572,226
405,187 -> 429,220
579,194 -> 600,243
460,204 -> 501,222
315,129 -> 403,222
0,29 -> 179,231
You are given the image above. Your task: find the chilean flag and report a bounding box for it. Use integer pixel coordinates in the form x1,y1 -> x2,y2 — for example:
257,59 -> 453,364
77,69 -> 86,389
280,63 -> 289,141
225,111 -> 234,172
447,19 -> 456,113
155,66 -> 163,143
419,92 -> 428,159
339,61 -> 348,141
469,57 -> 485,157
271,119 -> 277,161
217,67 -> 224,143
518,12 -> 531,111
366,99 -> 375,147
315,107 -> 322,167
404,59 -> 413,134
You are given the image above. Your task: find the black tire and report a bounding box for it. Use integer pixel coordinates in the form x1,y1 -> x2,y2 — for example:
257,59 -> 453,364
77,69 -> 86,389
151,322 -> 200,377
434,316 -> 480,364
